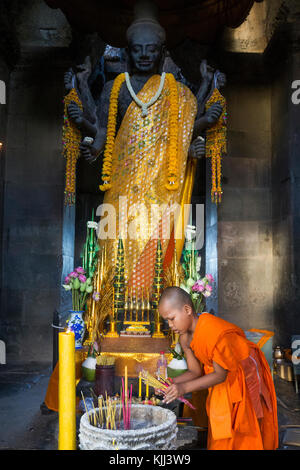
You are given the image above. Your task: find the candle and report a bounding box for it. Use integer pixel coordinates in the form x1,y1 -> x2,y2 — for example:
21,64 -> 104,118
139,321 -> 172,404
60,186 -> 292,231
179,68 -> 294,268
146,377 -> 149,398
58,330 -> 76,450
138,371 -> 142,398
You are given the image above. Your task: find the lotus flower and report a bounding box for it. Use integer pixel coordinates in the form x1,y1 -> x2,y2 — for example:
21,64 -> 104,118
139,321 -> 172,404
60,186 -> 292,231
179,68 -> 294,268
205,274 -> 214,283
80,283 -> 86,292
73,278 -> 80,289
76,266 -> 85,274
69,271 -> 78,278
62,284 -> 72,291
192,281 -> 205,292
78,274 -> 87,283
203,290 -> 212,297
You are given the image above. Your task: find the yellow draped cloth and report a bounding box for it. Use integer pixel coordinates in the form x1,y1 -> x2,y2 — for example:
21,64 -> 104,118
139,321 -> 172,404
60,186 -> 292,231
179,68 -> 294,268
98,74 -> 198,291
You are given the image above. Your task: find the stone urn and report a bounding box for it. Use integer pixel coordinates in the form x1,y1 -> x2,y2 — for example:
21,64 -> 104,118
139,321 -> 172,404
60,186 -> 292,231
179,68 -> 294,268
79,404 -> 177,450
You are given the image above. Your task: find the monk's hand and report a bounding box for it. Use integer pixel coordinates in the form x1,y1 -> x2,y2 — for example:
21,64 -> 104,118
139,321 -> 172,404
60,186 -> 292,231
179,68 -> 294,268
163,384 -> 184,404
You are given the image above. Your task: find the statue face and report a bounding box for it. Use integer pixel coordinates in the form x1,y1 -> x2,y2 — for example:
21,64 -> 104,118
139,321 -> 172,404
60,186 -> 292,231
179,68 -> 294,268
128,25 -> 164,74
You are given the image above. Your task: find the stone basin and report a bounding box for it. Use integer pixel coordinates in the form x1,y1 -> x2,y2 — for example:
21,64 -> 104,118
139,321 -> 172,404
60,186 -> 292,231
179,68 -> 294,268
79,404 -> 178,450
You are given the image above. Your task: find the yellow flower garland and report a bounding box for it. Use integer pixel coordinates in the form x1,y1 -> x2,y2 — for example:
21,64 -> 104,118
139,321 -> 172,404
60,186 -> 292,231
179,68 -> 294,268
99,73 -> 126,191
99,73 -> 180,192
165,73 -> 179,191
63,88 -> 83,205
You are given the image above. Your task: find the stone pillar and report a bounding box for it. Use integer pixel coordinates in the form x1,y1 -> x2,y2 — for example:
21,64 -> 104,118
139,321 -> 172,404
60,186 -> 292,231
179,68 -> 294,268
0,58 -> 9,298
206,78 -> 273,331
270,21 -> 300,345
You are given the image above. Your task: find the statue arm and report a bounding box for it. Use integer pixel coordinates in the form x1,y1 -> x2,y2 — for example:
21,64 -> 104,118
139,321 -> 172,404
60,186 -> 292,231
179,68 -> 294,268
195,77 -> 211,117
80,81 -> 114,162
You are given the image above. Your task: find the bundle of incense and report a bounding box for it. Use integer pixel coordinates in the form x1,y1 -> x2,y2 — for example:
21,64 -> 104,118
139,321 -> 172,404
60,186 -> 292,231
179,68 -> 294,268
141,370 -> 196,411
121,377 -> 133,430
81,391 -> 118,430
96,355 -> 116,366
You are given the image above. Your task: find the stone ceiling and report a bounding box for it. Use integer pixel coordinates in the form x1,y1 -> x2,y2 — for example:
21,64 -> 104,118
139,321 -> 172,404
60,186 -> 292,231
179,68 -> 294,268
44,0 -> 263,47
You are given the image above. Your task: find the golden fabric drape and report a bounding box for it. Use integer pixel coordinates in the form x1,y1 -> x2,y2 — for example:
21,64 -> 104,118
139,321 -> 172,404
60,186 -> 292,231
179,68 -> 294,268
98,74 -> 197,292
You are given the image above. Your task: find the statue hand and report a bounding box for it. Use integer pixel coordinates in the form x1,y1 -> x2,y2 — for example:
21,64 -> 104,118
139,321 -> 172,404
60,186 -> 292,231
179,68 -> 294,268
200,59 -> 215,83
215,71 -> 226,89
204,101 -> 223,127
67,101 -> 83,126
76,56 -> 92,83
189,137 -> 206,159
80,141 -> 98,163
64,68 -> 75,93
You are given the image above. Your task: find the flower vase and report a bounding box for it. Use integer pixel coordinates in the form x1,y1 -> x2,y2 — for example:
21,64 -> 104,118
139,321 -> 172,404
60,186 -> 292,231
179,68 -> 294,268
67,310 -> 86,349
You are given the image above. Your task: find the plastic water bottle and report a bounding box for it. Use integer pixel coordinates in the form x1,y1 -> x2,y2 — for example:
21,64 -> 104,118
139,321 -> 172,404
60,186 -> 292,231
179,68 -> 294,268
157,351 -> 168,379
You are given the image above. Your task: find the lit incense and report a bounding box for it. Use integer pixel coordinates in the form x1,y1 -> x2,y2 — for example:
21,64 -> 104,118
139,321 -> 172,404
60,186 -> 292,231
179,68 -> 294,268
125,366 -> 128,406
138,371 -> 142,399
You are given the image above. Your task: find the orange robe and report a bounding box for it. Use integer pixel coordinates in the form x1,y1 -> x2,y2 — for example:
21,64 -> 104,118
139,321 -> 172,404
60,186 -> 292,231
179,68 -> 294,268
190,313 -> 278,450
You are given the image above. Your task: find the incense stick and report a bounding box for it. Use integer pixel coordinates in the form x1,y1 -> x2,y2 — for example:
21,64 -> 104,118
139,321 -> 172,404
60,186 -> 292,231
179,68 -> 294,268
141,370 -> 196,410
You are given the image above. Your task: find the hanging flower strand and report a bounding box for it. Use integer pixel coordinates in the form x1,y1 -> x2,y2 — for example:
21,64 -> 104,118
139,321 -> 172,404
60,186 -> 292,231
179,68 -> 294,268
99,73 -> 126,191
205,87 -> 227,204
165,73 -> 179,191
62,88 -> 83,205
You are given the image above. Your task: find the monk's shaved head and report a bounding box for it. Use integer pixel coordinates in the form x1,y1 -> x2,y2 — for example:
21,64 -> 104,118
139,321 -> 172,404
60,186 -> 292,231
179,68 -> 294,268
159,286 -> 195,314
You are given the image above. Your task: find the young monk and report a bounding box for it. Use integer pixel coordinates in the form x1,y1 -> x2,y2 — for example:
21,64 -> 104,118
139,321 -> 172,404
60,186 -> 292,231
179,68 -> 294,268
158,286 -> 278,450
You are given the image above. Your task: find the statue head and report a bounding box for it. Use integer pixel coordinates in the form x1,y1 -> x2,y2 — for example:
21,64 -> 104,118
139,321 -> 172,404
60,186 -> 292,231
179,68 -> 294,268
126,0 -> 166,74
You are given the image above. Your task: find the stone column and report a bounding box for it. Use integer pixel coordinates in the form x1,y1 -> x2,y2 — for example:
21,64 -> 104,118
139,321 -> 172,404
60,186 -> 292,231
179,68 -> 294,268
205,67 -> 273,331
269,20 -> 300,345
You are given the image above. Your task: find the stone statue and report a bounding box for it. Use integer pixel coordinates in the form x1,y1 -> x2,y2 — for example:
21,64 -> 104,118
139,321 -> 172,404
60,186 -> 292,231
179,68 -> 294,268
63,0 -> 226,294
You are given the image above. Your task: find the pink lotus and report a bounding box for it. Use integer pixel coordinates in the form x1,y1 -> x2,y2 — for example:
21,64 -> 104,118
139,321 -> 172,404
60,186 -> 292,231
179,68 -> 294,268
206,284 -> 213,292
205,274 -> 215,283
192,281 -> 205,292
78,274 -> 87,283
76,266 -> 86,274
64,275 -> 71,284
69,271 -> 78,278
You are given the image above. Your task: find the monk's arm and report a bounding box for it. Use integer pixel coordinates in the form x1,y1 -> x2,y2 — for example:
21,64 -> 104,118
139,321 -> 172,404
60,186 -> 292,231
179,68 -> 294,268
172,348 -> 203,384
163,361 -> 228,403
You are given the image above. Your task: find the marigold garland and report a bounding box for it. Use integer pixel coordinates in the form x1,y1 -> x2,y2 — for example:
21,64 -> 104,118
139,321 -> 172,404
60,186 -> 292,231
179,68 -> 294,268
165,73 -> 179,191
99,72 -> 180,192
99,73 -> 126,191
62,87 -> 83,205
205,88 -> 227,204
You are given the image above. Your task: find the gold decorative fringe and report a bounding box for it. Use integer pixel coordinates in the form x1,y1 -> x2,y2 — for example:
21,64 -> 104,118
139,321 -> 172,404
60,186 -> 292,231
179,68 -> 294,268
62,88 -> 83,205
205,88 -> 227,204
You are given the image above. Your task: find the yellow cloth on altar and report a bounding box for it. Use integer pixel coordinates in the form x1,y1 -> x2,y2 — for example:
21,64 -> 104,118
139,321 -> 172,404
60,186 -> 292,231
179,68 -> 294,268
98,74 -> 197,291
